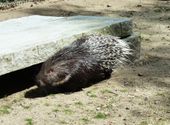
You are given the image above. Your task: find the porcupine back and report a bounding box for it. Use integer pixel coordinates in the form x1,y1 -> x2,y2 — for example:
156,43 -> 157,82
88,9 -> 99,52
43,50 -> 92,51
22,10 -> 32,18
81,34 -> 132,69
48,34 -> 132,70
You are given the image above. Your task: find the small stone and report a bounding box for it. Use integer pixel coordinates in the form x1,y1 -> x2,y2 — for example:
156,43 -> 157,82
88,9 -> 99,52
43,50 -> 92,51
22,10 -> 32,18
144,97 -> 148,101
136,4 -> 142,7
166,103 -> 170,106
138,73 -> 143,76
107,4 -> 111,7
166,111 -> 170,113
96,107 -> 101,111
104,112 -> 109,115
158,118 -> 162,120
125,107 -> 130,110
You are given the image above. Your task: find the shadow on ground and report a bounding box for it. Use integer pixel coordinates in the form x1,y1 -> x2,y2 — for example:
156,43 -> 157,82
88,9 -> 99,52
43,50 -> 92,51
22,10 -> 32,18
24,86 -> 81,98
0,63 -> 42,98
116,54 -> 170,89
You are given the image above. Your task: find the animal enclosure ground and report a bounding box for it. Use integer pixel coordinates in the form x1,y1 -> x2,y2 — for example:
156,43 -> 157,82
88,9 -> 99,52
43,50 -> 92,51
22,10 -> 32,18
0,0 -> 170,125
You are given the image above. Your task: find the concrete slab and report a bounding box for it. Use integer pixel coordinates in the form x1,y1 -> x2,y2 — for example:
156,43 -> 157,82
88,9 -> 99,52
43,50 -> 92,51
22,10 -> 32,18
0,15 -> 135,76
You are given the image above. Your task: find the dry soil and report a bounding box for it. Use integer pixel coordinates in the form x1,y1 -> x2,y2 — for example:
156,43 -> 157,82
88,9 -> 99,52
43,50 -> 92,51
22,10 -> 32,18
0,0 -> 170,125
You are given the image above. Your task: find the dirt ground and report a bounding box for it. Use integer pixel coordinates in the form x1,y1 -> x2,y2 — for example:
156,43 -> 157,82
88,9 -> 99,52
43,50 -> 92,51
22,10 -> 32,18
0,0 -> 170,125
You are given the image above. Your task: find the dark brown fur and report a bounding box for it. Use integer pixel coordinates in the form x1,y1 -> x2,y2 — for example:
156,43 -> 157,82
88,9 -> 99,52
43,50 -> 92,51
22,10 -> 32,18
36,34 -> 131,92
36,57 -> 112,92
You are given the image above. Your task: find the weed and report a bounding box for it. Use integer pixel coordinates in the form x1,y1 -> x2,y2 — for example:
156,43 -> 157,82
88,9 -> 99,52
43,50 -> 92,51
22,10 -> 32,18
119,89 -> 128,93
75,101 -> 83,106
60,120 -> 68,124
101,89 -> 113,94
57,104 -> 62,107
94,112 -> 107,119
25,118 -> 33,125
0,105 -> 11,115
63,109 -> 74,115
139,121 -> 148,125
86,91 -> 97,97
53,109 -> 59,112
81,118 -> 89,123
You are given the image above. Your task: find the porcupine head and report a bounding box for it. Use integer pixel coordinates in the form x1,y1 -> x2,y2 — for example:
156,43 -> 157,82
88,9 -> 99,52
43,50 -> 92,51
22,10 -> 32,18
36,58 -> 75,90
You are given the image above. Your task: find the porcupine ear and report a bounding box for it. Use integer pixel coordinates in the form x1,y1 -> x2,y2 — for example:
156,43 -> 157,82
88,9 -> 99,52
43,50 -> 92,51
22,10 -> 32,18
47,67 -> 71,85
56,59 -> 78,85
57,73 -> 71,85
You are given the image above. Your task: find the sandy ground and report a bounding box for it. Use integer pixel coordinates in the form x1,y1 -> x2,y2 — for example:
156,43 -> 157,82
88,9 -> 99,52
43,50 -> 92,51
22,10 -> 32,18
0,0 -> 170,125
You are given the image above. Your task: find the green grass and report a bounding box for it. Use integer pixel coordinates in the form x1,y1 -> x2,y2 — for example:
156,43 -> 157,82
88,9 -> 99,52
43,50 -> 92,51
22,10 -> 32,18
139,121 -> 148,125
119,89 -> 128,93
81,118 -> 89,123
63,109 -> 74,115
0,105 -> 11,115
94,112 -> 107,119
53,108 -> 59,112
156,92 -> 167,97
60,120 -> 68,124
75,101 -> 83,106
86,91 -> 97,97
25,118 -> 33,125
57,104 -> 62,107
101,89 -> 113,94
139,119 -> 170,125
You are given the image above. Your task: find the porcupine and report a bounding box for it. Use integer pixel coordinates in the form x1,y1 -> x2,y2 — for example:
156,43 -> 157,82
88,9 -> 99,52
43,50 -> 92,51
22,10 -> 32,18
36,34 -> 132,92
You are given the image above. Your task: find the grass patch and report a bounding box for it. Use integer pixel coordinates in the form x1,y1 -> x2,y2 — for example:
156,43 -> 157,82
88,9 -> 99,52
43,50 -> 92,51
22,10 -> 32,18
139,121 -> 148,125
119,89 -> 128,93
25,118 -> 33,125
0,105 -> 11,115
63,109 -> 74,115
156,92 -> 167,97
94,112 -> 107,119
75,101 -> 83,106
60,120 -> 68,124
86,91 -> 97,97
101,89 -> 113,94
105,103 -> 113,109
81,118 -> 89,123
156,120 -> 170,125
57,104 -> 62,107
53,109 -> 59,112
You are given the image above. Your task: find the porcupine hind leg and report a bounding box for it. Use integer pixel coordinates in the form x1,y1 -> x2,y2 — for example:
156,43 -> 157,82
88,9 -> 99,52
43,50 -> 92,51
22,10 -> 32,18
103,68 -> 112,79
89,67 -> 112,84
